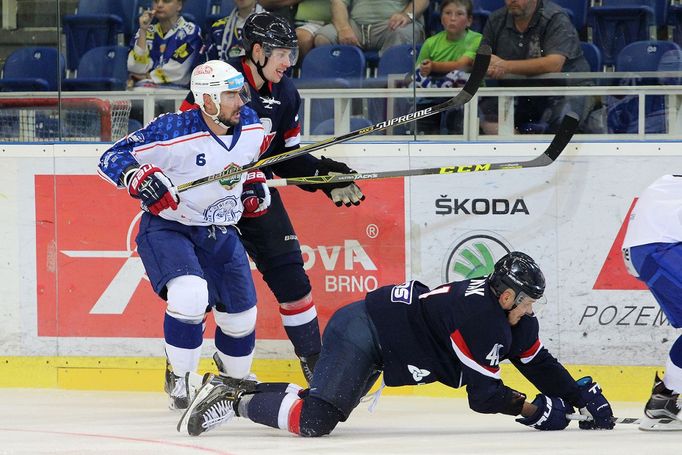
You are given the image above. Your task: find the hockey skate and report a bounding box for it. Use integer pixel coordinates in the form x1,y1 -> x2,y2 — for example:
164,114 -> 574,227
639,373 -> 682,431
177,374 -> 248,436
299,353 -> 319,385
165,359 -> 191,410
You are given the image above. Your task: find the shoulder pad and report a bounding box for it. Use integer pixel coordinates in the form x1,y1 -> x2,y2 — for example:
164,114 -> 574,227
239,105 -> 261,126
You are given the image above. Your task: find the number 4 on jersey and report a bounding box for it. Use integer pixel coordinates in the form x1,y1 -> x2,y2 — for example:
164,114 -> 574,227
486,343 -> 503,366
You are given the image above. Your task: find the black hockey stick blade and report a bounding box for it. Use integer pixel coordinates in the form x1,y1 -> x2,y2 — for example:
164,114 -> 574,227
175,45 -> 492,193
267,112 -> 578,187
566,413 -> 641,425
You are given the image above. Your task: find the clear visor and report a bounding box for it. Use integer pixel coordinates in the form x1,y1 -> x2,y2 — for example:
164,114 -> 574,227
512,291 -> 547,316
219,85 -> 251,104
263,45 -> 299,66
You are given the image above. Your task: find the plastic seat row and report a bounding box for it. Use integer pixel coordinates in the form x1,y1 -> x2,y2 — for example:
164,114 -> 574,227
63,0 -> 234,73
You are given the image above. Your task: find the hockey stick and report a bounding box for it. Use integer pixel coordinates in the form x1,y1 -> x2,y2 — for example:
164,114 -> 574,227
175,44 -> 492,193
567,413 -> 642,425
266,112 -> 579,187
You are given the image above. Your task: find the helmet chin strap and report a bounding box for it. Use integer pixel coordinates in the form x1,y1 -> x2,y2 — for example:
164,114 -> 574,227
202,93 -> 231,131
249,50 -> 269,86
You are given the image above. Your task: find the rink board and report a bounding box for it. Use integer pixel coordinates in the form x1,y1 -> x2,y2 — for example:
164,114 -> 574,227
0,141 -> 678,398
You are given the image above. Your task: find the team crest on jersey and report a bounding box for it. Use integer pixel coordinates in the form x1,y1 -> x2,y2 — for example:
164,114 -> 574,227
260,96 -> 281,109
218,163 -> 242,189
407,365 -> 431,382
204,195 -> 240,224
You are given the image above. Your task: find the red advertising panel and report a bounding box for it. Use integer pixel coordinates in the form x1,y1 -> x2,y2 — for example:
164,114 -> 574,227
36,175 -> 405,338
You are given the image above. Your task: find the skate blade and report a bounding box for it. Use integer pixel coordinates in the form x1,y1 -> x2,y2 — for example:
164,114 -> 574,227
638,416 -> 682,431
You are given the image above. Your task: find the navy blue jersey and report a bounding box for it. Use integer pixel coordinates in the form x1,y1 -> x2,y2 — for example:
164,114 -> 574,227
365,279 -> 582,415
183,58 -> 320,180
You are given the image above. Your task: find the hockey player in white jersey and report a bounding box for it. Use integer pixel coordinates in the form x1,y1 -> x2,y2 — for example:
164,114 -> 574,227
622,174 -> 682,431
98,60 -> 269,410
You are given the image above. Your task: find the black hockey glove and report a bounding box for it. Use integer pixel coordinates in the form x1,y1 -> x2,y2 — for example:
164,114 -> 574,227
123,164 -> 179,215
516,394 -> 572,431
575,376 -> 615,430
315,156 -> 365,207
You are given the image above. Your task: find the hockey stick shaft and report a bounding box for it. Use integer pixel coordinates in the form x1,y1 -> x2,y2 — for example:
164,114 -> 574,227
266,111 -> 579,187
566,414 -> 641,425
176,45 -> 492,193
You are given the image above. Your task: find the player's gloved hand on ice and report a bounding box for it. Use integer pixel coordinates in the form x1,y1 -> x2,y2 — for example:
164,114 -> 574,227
516,394 -> 572,431
575,376 -> 615,430
241,170 -> 271,217
316,156 -> 365,207
124,164 -> 179,215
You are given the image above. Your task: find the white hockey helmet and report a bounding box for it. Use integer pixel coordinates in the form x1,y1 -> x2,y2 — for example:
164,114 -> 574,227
191,60 -> 251,126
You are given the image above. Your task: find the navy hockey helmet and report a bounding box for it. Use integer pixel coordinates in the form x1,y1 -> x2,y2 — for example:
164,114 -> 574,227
488,252 -> 545,300
242,11 -> 298,65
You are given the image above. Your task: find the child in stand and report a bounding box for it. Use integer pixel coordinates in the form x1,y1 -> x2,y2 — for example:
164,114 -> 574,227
412,0 -> 481,134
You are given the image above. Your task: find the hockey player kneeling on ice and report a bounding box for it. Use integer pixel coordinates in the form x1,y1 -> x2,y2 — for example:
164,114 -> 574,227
98,60 -> 269,410
622,174 -> 682,431
178,252 -> 615,436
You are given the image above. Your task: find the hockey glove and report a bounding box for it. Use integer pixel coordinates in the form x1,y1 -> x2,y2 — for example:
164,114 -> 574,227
316,156 -> 365,207
575,376 -> 615,430
241,170 -> 271,218
516,394 -> 572,431
124,164 -> 179,215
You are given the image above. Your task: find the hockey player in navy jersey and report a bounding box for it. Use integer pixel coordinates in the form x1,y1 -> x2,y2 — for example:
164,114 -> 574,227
181,11 -> 365,384
178,252 -> 616,436
98,60 -> 270,410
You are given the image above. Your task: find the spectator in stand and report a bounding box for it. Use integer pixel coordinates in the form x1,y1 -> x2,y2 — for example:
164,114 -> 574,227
480,0 -> 591,134
412,0 -> 482,134
203,0 -> 265,64
128,0 -> 202,89
258,0 -> 332,59
314,0 -> 429,56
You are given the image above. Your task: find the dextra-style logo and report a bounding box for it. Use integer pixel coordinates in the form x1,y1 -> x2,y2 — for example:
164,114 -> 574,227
592,199 -> 647,290
60,211 -> 146,315
443,231 -> 512,283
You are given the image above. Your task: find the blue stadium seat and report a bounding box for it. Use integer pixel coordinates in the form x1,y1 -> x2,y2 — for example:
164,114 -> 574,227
298,45 -> 366,133
62,0 -> 129,72
589,0 -> 657,67
470,0 -> 504,34
0,47 -> 65,91
181,0 -> 212,33
554,0 -> 588,33
62,46 -> 129,91
669,4 -> 682,47
607,40 -> 682,134
580,41 -> 603,72
206,0 -> 236,30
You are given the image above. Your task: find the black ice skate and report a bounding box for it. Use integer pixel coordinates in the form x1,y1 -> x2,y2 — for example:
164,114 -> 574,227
177,374 -> 247,436
299,352 -> 320,385
639,373 -> 682,431
164,359 -> 190,410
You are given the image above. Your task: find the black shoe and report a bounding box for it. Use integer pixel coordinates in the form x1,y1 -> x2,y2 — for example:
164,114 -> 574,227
299,353 -> 320,385
639,373 -> 682,431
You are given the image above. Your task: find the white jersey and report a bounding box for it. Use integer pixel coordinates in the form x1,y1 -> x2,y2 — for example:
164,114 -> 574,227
622,174 -> 682,248
98,107 -> 264,226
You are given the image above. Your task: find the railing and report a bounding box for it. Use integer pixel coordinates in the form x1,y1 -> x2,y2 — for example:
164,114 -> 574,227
2,77 -> 682,142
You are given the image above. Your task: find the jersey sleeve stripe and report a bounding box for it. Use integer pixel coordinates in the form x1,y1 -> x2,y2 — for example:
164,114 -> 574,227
518,339 -> 543,364
450,329 -> 501,379
134,132 -> 211,153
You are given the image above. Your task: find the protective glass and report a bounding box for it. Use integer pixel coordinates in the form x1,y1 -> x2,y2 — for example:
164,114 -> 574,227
263,45 -> 299,66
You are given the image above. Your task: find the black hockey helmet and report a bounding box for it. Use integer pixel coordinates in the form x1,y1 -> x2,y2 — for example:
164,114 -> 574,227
488,252 -> 545,300
242,11 -> 298,58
